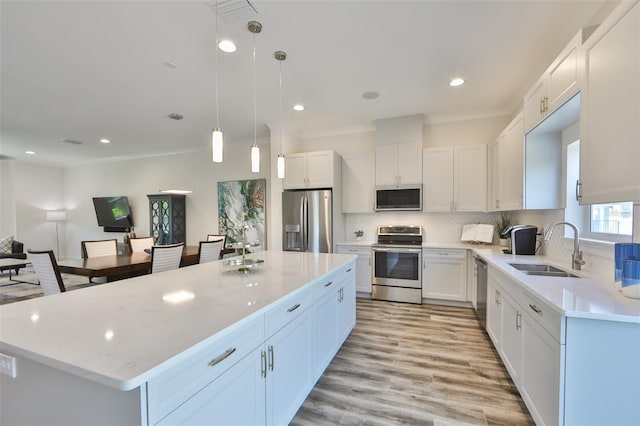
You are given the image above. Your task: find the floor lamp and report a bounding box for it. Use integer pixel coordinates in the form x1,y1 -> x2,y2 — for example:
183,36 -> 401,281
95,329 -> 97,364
46,211 -> 66,259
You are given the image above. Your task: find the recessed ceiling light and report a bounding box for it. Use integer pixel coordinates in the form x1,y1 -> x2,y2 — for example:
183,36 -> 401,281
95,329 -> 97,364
362,91 -> 379,100
450,78 -> 465,87
99,138 -> 110,144
218,39 -> 237,53
292,104 -> 304,111
25,151 -> 35,155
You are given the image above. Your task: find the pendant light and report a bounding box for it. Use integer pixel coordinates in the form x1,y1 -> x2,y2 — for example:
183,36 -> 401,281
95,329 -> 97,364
275,50 -> 286,179
211,0 -> 224,163
248,20 -> 262,173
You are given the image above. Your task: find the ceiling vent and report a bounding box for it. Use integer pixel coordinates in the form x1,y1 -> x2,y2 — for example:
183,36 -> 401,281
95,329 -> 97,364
60,139 -> 83,145
208,0 -> 258,23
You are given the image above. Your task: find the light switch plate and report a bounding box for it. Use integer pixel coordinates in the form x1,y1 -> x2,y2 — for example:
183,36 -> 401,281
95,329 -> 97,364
0,353 -> 17,378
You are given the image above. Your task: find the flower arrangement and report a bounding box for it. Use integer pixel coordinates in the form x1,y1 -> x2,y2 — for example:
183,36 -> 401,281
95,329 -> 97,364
354,230 -> 364,240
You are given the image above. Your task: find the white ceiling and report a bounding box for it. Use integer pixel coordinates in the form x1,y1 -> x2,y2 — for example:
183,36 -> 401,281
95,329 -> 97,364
0,0 -> 608,167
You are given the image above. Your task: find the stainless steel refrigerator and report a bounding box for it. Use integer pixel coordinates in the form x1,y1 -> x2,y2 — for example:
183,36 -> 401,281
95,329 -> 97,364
282,189 -> 332,253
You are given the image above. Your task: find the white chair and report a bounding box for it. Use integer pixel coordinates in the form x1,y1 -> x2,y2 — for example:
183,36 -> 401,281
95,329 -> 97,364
82,239 -> 117,258
207,234 -> 227,246
28,250 -> 66,296
198,240 -> 224,264
128,237 -> 154,253
150,243 -> 184,274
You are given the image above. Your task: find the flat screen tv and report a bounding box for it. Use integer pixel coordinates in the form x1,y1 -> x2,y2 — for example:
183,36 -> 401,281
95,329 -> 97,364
92,196 -> 134,231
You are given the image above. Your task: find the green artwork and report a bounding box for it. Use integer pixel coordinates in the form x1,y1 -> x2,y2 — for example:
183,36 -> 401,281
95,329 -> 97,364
217,179 -> 266,246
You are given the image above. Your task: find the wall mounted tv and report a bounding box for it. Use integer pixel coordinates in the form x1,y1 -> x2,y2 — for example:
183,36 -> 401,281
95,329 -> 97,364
92,196 -> 134,232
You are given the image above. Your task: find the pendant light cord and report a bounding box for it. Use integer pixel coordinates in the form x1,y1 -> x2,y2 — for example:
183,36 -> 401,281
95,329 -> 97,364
253,32 -> 257,146
279,59 -> 283,153
214,0 -> 220,127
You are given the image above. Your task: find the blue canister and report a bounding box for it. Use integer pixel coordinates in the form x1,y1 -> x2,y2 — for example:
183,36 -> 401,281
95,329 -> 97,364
615,243 -> 640,282
621,258 -> 640,299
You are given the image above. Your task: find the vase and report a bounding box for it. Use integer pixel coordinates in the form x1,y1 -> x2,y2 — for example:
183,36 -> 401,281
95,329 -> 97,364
499,238 -> 508,247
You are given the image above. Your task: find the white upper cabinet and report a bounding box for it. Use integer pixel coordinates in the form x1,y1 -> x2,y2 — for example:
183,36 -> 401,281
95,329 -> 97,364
579,0 -> 640,204
524,31 -> 582,132
375,142 -> 422,186
423,145 -> 487,212
341,154 -> 374,213
493,112 -> 524,211
284,151 -> 339,189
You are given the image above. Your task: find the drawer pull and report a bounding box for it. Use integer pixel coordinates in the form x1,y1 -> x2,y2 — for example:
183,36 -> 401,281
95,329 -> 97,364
529,304 -> 542,314
287,303 -> 301,313
349,249 -> 357,252
346,268 -> 353,272
324,281 -> 334,287
261,350 -> 267,378
208,347 -> 236,367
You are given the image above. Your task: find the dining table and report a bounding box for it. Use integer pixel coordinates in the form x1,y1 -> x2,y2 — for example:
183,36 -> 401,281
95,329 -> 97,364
57,245 -> 207,282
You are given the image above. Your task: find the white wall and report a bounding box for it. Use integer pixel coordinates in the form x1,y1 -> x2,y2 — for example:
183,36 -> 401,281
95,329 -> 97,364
0,159 -> 17,237
10,162 -> 66,256
62,142 -> 270,259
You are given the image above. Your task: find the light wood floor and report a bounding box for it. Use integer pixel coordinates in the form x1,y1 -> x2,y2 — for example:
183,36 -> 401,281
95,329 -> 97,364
291,298 -> 534,425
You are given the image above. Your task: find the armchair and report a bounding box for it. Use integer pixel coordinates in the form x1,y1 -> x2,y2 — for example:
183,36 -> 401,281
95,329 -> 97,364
0,239 -> 28,275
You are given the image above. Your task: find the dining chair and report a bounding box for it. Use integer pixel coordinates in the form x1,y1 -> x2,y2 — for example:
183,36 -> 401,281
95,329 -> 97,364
207,234 -> 227,246
27,250 -> 66,295
81,239 -> 118,258
128,237 -> 154,253
150,243 -> 184,274
198,240 -> 224,264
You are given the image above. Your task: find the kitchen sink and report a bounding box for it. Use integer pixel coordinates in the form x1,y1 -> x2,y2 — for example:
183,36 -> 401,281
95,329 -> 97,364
508,263 -> 580,278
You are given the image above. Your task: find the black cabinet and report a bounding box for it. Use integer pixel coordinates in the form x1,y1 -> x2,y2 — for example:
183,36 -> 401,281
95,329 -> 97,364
147,194 -> 186,245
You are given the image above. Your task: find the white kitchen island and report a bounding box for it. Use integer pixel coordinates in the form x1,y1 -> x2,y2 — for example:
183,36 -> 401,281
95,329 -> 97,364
0,250 -> 357,426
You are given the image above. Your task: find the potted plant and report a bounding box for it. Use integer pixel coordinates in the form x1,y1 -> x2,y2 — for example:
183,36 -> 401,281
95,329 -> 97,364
494,212 -> 516,247
354,229 -> 364,241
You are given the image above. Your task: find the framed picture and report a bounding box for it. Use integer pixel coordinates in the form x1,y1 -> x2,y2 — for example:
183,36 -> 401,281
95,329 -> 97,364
217,179 -> 266,247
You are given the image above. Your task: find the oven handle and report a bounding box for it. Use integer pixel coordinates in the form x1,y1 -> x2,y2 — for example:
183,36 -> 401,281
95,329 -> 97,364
372,247 -> 422,254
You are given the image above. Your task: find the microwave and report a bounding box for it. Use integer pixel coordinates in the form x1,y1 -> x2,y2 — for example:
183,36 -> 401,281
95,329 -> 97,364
374,185 -> 422,211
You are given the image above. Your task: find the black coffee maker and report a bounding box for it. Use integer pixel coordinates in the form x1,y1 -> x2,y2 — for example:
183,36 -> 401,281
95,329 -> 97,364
502,225 -> 538,255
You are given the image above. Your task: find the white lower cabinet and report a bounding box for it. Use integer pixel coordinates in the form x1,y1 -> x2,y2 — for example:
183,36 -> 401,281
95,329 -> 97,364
155,347 -> 266,426
336,245 -> 372,294
487,267 -> 562,426
422,249 -> 468,301
520,311 -> 562,426
265,308 -> 314,426
149,260 -> 356,426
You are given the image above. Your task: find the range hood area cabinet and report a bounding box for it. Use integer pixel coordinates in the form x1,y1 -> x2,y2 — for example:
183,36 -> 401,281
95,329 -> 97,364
423,145 -> 487,212
283,151 -> 341,190
524,30 -> 582,133
374,114 -> 424,187
375,143 -> 422,186
578,0 -> 640,205
489,112 -> 524,211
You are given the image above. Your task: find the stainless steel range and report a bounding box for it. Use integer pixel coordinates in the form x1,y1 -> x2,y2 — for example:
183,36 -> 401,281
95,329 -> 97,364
371,225 -> 423,304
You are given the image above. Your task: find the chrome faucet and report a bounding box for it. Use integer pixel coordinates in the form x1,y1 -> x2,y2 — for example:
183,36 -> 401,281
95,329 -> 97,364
544,221 -> 585,270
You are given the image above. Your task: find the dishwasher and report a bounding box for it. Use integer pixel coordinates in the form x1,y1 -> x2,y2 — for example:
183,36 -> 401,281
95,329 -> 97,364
473,255 -> 488,330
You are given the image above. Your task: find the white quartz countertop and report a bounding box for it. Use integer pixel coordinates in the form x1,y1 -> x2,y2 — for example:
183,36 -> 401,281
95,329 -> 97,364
472,248 -> 640,324
0,251 -> 356,390
337,240 -> 640,323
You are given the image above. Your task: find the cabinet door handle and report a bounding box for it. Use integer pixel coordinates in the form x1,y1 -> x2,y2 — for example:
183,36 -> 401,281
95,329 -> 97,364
208,347 -> 236,367
516,312 -> 522,330
540,98 -> 545,115
261,350 -> 267,378
324,281 -> 333,287
287,303 -> 301,313
575,180 -> 582,201
544,96 -> 549,113
346,268 -> 352,273
268,345 -> 274,371
529,304 -> 542,314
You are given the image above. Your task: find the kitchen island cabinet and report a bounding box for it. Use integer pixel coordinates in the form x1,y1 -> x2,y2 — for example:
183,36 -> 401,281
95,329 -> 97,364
0,251 -> 356,426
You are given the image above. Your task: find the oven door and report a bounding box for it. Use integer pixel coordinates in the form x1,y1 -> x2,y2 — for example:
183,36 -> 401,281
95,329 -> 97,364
372,246 -> 422,289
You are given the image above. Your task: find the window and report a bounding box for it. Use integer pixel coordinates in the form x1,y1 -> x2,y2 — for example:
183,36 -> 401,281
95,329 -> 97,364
565,140 -> 634,242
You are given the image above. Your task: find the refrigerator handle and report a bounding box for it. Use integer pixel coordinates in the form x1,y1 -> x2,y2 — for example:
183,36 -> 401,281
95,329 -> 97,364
302,194 -> 309,251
